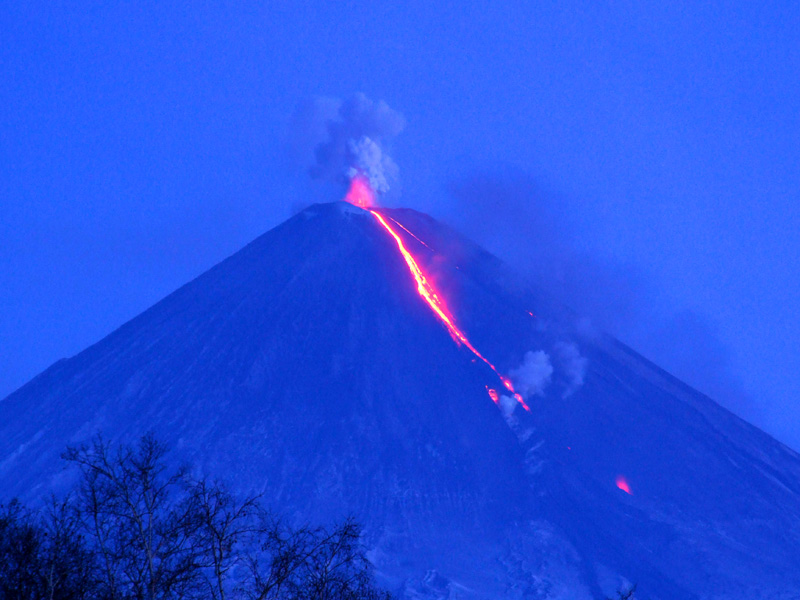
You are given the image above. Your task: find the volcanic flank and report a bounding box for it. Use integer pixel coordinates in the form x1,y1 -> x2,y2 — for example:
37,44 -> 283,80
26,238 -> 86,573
349,175 -> 529,413
3,197 -> 800,599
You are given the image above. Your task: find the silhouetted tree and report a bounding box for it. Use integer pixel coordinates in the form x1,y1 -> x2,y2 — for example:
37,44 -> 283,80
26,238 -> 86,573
0,500 -> 43,600
0,435 -> 391,600
187,478 -> 263,600
63,434 -> 203,600
289,519 -> 391,600
0,433 -> 395,600
606,583 -> 637,600
0,497 -> 96,600
187,481 -> 390,600
39,496 -> 97,600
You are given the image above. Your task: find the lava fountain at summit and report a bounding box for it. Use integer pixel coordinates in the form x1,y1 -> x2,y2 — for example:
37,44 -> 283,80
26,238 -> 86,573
344,177 -> 529,412
344,174 -> 375,208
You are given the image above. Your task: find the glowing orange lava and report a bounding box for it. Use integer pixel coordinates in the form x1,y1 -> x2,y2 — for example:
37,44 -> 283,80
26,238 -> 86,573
616,476 -> 632,495
486,387 -> 500,405
345,174 -> 375,208
369,208 -> 530,412
512,393 -> 530,412
341,177 -> 529,412
386,215 -> 433,250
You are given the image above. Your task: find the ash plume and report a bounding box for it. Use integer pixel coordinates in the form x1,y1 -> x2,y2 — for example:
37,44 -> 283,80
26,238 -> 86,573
296,93 -> 405,195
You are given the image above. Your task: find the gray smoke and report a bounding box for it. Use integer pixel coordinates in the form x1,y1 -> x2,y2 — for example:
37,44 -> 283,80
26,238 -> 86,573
443,170 -> 642,334
509,350 -> 554,400
442,168 -> 760,423
554,341 -> 588,398
299,93 -> 405,194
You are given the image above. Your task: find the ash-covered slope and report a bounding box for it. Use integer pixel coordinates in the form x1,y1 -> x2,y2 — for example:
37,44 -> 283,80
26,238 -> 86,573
2,202 -> 800,599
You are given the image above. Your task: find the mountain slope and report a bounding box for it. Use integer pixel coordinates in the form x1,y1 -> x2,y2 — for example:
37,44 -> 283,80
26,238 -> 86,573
2,201 -> 800,599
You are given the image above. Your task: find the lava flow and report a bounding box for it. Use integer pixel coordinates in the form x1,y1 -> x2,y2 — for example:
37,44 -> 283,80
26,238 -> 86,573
348,179 -> 529,412
385,214 -> 433,250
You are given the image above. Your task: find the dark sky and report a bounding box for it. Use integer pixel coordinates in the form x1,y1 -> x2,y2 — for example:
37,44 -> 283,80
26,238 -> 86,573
2,2 -> 798,447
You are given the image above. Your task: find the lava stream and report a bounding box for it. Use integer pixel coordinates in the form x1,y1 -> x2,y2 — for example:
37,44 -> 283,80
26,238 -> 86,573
369,209 -> 530,412
386,215 -> 433,250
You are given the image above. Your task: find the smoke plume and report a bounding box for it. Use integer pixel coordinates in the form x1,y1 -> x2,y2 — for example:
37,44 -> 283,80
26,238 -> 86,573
442,168 -> 760,422
509,350 -> 553,400
297,93 -> 405,195
554,342 -> 588,398
444,170 -> 642,334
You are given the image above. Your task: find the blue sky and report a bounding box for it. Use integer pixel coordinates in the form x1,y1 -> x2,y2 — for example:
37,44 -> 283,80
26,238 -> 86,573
1,2 -> 798,446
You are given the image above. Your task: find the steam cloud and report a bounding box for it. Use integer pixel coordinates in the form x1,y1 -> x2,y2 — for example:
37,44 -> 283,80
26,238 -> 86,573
301,93 -> 405,194
509,350 -> 554,400
554,342 -> 588,398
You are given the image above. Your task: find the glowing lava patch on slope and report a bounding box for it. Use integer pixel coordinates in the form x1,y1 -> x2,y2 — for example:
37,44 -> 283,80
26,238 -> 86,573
343,177 -> 529,412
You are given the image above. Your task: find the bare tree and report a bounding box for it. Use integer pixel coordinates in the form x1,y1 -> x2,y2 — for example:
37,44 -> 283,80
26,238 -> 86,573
297,519 -> 390,600
238,516 -> 313,600
185,477 -> 391,600
0,500 -> 44,600
40,496 -> 96,600
238,518 -> 390,600
0,497 -> 97,600
0,434 -> 392,600
187,479 -> 262,600
63,434 -> 202,600
606,583 -> 637,600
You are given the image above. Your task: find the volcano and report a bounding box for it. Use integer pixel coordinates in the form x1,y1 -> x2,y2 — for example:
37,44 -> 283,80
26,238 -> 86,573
2,201 -> 800,599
